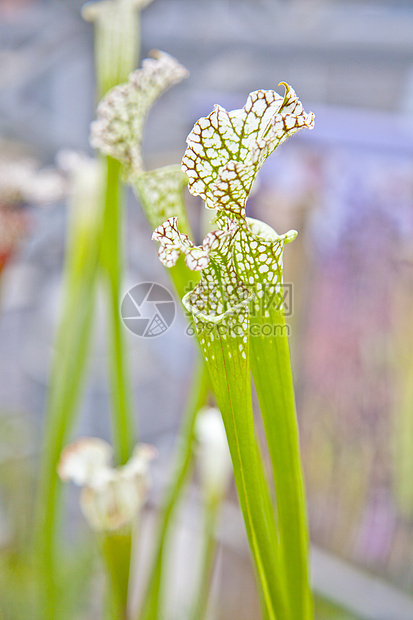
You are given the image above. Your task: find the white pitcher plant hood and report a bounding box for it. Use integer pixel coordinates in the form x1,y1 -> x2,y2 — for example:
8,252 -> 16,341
58,437 -> 156,532
90,50 -> 189,230
90,50 -> 188,175
152,84 -> 314,351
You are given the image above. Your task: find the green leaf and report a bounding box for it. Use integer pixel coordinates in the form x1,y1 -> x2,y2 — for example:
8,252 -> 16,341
173,235 -> 288,618
233,218 -> 312,617
153,83 -> 315,619
194,306 -> 287,620
250,301 -> 312,620
153,215 -> 288,617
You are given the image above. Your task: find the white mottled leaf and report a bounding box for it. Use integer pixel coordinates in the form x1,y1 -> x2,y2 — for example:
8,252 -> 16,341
90,51 -> 188,174
182,83 -> 314,213
152,216 -> 234,272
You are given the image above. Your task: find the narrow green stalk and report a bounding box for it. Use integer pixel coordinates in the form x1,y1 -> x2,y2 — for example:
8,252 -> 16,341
191,497 -> 219,620
34,178 -> 101,617
100,156 -> 135,465
139,362 -> 209,620
87,8 -> 142,616
101,529 -> 133,620
250,304 -> 312,620
36,295 -> 96,617
89,0 -> 145,463
199,317 -> 287,620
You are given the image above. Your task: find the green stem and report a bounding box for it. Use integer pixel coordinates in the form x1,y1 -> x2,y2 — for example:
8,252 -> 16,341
199,315 -> 288,620
33,164 -> 103,616
191,496 -> 219,620
34,264 -> 99,618
100,156 -> 136,465
138,362 -> 209,620
92,12 -> 141,617
101,529 -> 133,620
250,304 -> 312,620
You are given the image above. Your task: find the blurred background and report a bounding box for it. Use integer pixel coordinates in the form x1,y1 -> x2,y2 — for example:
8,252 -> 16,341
1,0 -> 413,618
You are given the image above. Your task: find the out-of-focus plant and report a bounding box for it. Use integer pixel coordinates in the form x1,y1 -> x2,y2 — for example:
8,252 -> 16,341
153,85 -> 314,619
90,49 -> 216,620
0,151 -> 66,275
90,49 -> 192,298
0,150 -> 70,618
0,153 -> 66,207
191,407 -> 232,620
34,153 -> 104,618
34,0 -> 153,613
195,407 -> 232,523
82,0 -> 153,99
137,364 -> 209,620
0,207 -> 27,274
83,0 -> 153,468
58,437 -> 156,618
